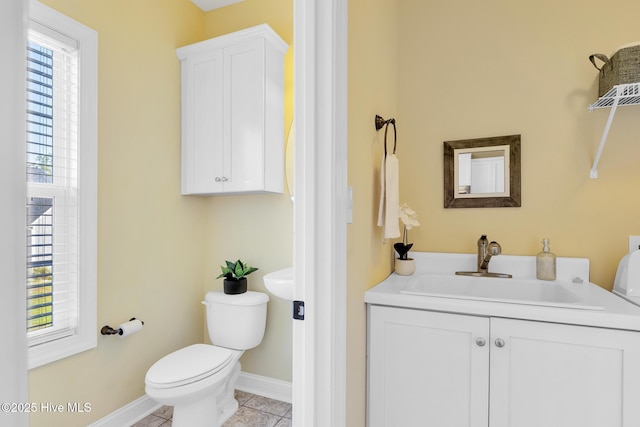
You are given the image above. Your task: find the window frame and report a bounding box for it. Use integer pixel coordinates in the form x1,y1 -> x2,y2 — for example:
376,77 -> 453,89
27,0 -> 97,369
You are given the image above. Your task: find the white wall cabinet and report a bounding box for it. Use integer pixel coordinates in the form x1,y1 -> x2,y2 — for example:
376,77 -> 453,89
368,305 -> 640,427
177,24 -> 288,195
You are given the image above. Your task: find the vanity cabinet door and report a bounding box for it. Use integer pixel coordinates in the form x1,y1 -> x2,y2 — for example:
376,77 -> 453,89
367,305 -> 489,427
489,318 -> 640,427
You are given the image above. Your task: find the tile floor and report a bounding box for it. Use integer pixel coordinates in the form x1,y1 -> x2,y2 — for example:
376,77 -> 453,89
132,391 -> 292,427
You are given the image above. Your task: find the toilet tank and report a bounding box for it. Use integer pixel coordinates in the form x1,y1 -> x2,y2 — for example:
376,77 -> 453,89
203,291 -> 269,350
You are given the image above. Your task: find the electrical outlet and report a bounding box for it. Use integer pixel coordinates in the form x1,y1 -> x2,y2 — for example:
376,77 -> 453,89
629,236 -> 640,253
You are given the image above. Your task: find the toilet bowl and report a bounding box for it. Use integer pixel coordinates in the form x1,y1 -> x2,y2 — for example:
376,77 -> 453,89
145,291 -> 269,427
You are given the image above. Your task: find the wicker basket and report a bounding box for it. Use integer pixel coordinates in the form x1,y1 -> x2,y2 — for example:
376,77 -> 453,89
590,42 -> 640,97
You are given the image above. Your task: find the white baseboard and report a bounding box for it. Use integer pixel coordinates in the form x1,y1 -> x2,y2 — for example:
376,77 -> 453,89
236,371 -> 292,403
87,394 -> 161,427
89,371 -> 292,426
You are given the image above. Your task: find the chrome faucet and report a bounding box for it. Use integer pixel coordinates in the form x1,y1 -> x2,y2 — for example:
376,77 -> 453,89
456,234 -> 512,278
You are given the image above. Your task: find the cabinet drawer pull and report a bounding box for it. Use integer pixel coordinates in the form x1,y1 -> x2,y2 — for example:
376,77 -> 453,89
495,338 -> 505,348
475,337 -> 486,347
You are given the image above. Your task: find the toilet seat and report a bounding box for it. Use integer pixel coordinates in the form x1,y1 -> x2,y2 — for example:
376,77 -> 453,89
145,343 -> 233,389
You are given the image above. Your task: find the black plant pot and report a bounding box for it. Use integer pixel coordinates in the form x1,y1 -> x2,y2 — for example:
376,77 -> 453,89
224,277 -> 247,295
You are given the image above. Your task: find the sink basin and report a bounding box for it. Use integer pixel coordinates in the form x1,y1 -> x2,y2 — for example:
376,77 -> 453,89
263,267 -> 293,300
400,274 -> 604,310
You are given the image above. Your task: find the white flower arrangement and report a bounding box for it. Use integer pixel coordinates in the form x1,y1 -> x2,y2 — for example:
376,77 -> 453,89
395,203 -> 420,260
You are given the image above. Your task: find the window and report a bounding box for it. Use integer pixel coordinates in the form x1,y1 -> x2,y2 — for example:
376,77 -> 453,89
26,0 -> 97,369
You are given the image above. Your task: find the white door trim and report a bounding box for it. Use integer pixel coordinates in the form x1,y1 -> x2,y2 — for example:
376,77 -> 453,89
292,0 -> 347,426
0,1 -> 29,425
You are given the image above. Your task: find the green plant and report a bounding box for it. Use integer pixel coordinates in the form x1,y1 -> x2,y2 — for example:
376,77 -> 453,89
216,259 -> 258,280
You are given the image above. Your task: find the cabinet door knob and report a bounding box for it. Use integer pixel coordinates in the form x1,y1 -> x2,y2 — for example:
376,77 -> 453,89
475,337 -> 486,347
215,177 -> 221,182
495,338 -> 505,348
221,177 -> 228,182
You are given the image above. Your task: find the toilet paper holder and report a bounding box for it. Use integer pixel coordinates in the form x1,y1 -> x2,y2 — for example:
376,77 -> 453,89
101,317 -> 144,336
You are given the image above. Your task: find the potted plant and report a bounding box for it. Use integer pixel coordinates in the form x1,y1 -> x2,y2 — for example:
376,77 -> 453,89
393,203 -> 420,275
216,259 -> 259,295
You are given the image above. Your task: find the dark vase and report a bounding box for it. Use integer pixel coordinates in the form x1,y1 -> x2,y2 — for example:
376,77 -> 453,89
224,277 -> 247,295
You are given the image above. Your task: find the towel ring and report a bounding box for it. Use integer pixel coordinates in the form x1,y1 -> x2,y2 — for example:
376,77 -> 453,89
375,115 -> 397,156
383,118 -> 397,156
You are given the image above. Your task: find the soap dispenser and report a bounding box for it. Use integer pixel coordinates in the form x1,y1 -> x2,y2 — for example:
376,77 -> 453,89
536,238 -> 556,281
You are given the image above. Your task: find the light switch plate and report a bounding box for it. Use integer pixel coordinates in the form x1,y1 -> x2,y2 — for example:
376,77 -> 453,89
629,236 -> 640,253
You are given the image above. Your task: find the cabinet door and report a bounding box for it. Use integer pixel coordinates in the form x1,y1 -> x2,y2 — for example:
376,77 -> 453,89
490,318 -> 640,427
368,306 -> 489,427
223,38 -> 265,193
181,49 -> 225,194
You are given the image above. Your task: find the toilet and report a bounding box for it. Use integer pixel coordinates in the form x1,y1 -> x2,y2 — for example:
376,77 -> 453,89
145,291 -> 269,427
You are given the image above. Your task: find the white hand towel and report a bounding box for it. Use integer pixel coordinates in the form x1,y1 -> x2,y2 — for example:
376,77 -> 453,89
377,151 -> 386,228
383,153 -> 400,239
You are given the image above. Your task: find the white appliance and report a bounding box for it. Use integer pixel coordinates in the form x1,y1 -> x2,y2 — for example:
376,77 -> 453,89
613,250 -> 640,306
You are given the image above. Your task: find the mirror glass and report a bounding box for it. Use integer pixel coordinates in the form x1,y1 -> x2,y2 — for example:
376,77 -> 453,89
454,145 -> 509,197
444,135 -> 521,208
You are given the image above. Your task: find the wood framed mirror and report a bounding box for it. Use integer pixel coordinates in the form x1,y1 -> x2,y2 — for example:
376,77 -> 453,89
444,134 -> 521,208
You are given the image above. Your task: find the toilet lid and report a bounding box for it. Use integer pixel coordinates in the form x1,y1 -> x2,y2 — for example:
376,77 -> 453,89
145,344 -> 233,388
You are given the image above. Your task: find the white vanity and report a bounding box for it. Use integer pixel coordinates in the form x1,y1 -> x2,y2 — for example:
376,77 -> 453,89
365,252 -> 640,427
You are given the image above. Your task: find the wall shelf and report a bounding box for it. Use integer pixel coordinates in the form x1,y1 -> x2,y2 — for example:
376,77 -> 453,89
588,83 -> 640,178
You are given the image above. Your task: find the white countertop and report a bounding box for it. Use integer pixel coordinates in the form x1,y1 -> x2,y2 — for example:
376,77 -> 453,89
365,252 -> 640,332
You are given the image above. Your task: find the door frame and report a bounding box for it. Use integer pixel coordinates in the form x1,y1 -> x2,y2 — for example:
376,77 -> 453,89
0,1 -> 29,426
292,0 -> 348,425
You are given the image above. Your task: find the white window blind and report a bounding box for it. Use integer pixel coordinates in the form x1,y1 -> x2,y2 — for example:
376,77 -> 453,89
27,27 -> 79,345
27,0 -> 97,369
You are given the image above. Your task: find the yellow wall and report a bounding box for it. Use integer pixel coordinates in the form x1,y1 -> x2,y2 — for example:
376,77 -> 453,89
395,0 -> 640,289
26,0 -> 640,425
345,0 -> 640,425
200,0 -> 294,384
29,0 -> 208,425
28,0 -> 293,425
346,0 -> 398,425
